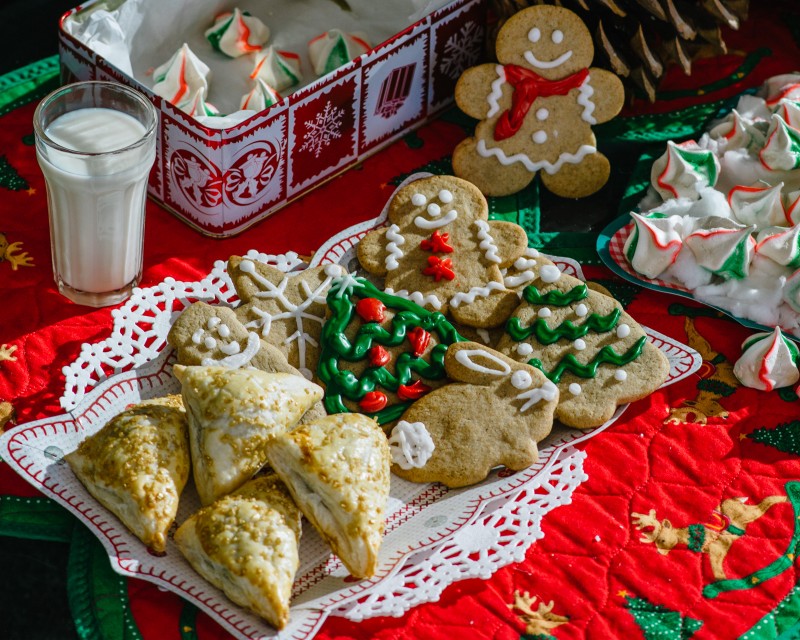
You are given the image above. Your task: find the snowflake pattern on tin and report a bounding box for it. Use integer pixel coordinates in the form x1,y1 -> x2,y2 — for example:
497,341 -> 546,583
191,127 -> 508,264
300,101 -> 344,158
439,21 -> 482,81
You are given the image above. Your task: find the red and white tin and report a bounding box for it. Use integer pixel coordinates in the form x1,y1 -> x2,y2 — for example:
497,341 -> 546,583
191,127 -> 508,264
58,0 -> 489,237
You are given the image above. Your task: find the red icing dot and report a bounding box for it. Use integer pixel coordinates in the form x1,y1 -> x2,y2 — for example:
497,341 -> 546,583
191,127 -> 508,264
356,298 -> 386,323
407,327 -> 431,357
368,345 -> 391,367
397,380 -> 431,400
359,391 -> 388,413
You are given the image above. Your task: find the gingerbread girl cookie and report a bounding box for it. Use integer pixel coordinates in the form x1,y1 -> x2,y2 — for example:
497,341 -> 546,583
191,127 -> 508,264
453,5 -> 624,198
357,175 -> 528,328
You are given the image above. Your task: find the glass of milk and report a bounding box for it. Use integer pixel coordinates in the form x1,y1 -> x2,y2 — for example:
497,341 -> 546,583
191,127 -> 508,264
33,81 -> 158,307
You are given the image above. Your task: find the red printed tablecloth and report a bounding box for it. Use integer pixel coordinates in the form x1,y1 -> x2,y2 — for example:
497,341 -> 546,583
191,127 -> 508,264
2,4 -> 800,638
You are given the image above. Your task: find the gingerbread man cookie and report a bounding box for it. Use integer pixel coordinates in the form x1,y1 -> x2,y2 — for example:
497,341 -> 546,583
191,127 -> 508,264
228,257 -> 346,379
453,5 -> 624,198
357,175 -> 528,328
388,342 -> 558,488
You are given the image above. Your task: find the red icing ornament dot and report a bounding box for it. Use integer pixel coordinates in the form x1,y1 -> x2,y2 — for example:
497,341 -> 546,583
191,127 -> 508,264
359,391 -> 388,413
368,345 -> 391,367
407,327 -> 431,357
397,380 -> 431,400
356,298 -> 386,323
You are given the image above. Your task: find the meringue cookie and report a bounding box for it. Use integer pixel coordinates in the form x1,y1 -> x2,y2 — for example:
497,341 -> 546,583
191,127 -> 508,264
755,224 -> 800,269
775,99 -> 800,130
651,140 -> 720,201
179,87 -> 219,118
239,78 -> 281,111
728,182 -> 787,229
709,109 -> 765,152
250,47 -> 302,92
759,114 -> 800,172
684,218 -> 755,280
308,29 -> 370,77
733,327 -> 800,391
764,74 -> 800,108
205,8 -> 270,58
153,43 -> 210,107
623,212 -> 683,279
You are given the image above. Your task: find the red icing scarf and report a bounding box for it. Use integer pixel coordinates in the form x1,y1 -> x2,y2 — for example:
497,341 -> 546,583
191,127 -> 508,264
494,65 -> 589,141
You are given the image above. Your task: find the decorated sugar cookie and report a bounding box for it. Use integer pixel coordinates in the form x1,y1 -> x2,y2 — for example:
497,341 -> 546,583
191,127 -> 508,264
317,274 -> 464,426
357,175 -> 528,328
389,342 -> 558,488
496,268 -> 669,428
229,258 -> 347,380
452,5 -> 624,198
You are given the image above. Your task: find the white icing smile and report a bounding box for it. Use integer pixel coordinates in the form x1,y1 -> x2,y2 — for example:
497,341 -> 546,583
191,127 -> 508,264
414,209 -> 457,229
524,49 -> 573,70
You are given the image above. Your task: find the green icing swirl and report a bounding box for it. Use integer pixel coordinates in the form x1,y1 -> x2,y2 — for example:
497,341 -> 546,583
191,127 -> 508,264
506,308 -> 621,345
528,336 -> 648,382
318,276 -> 464,423
522,283 -> 588,306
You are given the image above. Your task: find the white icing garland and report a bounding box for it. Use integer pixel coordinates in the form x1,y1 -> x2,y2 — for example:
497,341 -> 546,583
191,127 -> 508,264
475,219 -> 501,263
201,332 -> 261,368
385,287 -> 444,310
385,224 -> 405,271
476,139 -> 597,175
486,65 -> 505,118
576,77 -> 596,124
450,281 -> 505,308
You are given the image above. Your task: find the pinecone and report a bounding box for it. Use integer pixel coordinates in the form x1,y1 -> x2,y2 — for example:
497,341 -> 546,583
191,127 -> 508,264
491,0 -> 750,101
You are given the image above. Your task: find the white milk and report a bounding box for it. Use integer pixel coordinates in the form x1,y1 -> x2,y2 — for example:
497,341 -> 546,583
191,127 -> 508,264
37,107 -> 155,296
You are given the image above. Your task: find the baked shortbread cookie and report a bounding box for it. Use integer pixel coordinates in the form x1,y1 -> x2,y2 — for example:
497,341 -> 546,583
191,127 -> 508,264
265,413 -> 390,579
174,475 -> 301,629
174,365 -> 323,505
66,396 -> 190,553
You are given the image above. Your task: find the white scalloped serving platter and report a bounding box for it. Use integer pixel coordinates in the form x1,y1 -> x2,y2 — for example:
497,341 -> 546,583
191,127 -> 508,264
0,174 -> 701,639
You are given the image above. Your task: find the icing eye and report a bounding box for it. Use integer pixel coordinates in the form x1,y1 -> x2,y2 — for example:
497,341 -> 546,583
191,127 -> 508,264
528,27 -> 541,43
552,29 -> 564,44
439,189 -> 453,203
412,193 -> 427,206
511,370 -> 533,389
427,203 -> 442,217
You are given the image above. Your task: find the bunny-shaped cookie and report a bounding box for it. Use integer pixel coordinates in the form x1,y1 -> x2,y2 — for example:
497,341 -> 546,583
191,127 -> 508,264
388,342 -> 558,487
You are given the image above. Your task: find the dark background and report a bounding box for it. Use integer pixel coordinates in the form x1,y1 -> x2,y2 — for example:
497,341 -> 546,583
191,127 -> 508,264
1,3 -> 84,638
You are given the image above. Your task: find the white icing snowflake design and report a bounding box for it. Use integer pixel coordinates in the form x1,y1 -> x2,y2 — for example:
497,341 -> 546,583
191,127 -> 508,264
439,21 -> 482,81
300,101 -> 344,158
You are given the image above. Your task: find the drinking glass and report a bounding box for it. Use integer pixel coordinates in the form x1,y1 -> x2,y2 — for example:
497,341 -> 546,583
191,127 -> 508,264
33,81 -> 158,307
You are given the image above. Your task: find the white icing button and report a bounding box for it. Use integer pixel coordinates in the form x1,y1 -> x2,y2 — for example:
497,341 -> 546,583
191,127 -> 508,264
412,193 -> 427,206
539,265 -> 561,283
439,189 -> 453,203
574,339 -> 587,351
552,29 -> 564,44
203,336 -> 217,349
511,370 -> 533,389
617,323 -> 631,338
529,27 -> 541,42
536,108 -> 549,121
615,370 -> 628,381
533,130 -> 548,144
427,203 -> 441,216
516,343 -> 534,356
575,304 -> 588,317
538,307 -> 552,318
569,383 -> 582,395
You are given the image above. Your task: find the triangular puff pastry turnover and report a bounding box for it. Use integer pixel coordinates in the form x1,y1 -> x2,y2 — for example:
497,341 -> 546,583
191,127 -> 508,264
66,396 -> 190,553
174,475 -> 302,630
265,413 -> 391,578
174,365 -> 323,505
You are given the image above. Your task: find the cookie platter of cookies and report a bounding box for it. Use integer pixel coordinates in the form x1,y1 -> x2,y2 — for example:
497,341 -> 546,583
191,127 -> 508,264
0,174 -> 699,639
